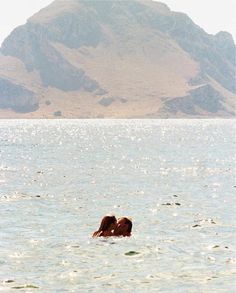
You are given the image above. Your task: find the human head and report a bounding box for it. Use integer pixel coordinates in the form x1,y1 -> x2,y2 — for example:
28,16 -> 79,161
98,215 -> 117,232
114,217 -> 132,237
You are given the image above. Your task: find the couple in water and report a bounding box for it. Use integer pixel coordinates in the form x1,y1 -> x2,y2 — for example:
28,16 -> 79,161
93,215 -> 132,237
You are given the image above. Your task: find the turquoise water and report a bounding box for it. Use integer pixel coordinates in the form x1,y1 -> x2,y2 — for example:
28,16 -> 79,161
0,120 -> 235,292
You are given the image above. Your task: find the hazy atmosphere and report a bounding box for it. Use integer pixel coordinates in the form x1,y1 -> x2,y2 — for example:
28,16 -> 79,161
0,1 -> 235,291
0,0 -> 235,118
0,0 -> 236,45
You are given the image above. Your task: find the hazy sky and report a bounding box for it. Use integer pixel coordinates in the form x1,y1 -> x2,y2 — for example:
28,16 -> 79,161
0,0 -> 235,46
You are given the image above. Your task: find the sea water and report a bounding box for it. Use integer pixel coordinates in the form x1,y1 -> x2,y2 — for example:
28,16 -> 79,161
0,119 -> 235,292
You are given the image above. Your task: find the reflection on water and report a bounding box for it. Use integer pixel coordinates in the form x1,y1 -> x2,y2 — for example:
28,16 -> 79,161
0,119 -> 235,292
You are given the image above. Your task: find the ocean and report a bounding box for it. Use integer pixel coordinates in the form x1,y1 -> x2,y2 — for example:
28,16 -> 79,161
0,119 -> 235,292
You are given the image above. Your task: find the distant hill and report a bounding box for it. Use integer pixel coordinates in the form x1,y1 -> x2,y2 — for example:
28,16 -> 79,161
0,0 -> 235,118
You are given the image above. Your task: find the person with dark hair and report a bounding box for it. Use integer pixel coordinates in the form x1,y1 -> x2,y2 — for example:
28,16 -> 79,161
92,215 -> 117,237
113,217 -> 132,237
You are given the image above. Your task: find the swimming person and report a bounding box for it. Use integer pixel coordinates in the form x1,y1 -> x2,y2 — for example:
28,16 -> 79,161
113,217 -> 132,237
92,215 -> 117,237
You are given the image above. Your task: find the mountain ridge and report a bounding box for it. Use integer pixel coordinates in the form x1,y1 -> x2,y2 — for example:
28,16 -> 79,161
0,0 -> 235,118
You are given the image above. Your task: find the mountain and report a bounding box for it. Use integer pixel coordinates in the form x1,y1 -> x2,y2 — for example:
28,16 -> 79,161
0,0 -> 235,118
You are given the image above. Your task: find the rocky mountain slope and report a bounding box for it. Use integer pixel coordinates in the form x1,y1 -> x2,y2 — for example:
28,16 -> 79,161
0,0 -> 235,118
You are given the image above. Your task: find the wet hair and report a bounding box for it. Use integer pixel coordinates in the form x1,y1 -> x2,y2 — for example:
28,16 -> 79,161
123,218 -> 132,233
114,217 -> 132,235
97,215 -> 117,232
